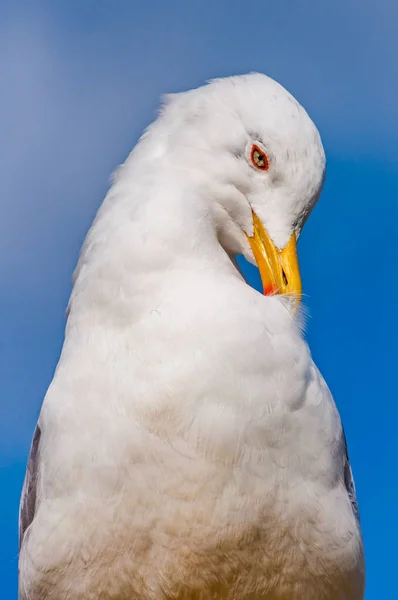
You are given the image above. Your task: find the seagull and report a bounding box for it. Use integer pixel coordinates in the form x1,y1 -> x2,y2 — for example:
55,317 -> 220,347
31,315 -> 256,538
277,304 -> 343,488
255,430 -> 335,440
19,73 -> 365,600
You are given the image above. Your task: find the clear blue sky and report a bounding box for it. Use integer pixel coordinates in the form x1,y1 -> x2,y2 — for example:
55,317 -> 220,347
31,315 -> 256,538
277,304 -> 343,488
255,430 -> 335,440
1,1 -> 397,598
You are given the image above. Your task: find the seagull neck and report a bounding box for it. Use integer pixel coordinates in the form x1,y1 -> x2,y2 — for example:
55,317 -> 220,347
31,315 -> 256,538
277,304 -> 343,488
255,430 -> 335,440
69,162 -> 237,318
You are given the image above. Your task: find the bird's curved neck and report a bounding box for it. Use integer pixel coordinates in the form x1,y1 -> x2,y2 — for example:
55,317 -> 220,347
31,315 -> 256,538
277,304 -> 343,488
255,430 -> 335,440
68,156 -> 239,323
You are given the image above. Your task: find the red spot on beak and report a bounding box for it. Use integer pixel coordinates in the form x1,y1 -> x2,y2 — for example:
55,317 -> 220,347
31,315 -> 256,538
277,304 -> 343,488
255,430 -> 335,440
263,283 -> 277,296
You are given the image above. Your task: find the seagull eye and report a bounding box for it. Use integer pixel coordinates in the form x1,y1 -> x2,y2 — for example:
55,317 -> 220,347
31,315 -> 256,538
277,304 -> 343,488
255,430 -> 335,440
250,145 -> 269,171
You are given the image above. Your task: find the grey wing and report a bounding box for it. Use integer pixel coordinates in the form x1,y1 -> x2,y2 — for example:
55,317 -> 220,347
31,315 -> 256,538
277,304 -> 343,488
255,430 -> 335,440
314,364 -> 360,523
19,424 -> 41,550
342,426 -> 360,523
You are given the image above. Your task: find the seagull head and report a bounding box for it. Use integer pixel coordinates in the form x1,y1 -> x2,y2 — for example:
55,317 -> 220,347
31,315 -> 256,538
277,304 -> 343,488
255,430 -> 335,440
146,73 -> 326,303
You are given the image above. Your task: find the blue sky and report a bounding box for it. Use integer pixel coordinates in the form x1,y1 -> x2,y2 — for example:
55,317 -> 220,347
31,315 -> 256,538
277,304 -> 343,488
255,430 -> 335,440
1,1 -> 397,597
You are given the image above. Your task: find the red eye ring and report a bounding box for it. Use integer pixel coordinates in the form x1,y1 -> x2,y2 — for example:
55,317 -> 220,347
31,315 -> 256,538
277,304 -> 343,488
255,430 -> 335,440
250,144 -> 269,171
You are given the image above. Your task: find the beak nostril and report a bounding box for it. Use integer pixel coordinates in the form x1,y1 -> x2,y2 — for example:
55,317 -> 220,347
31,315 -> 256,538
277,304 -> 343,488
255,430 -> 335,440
282,268 -> 288,287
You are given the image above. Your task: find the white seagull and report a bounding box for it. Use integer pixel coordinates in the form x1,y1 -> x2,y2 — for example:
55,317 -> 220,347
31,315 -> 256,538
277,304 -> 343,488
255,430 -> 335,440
19,73 -> 365,600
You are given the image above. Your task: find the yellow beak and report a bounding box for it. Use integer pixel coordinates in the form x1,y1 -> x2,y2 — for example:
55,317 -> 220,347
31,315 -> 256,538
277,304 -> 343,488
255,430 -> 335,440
247,212 -> 302,305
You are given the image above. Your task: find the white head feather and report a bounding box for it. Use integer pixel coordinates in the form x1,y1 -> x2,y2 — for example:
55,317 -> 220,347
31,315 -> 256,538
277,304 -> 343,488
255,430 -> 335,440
140,73 -> 325,250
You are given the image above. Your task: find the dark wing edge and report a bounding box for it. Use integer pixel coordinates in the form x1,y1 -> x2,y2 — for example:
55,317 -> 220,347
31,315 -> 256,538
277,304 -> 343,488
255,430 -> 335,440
19,424 -> 41,551
342,426 -> 360,523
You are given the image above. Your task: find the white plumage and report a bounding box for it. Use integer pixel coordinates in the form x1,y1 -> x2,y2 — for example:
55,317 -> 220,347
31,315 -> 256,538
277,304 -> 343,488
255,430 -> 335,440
19,73 -> 365,600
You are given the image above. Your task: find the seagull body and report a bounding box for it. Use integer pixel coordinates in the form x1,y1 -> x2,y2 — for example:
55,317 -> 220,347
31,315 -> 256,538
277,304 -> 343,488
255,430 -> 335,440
19,74 -> 365,599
